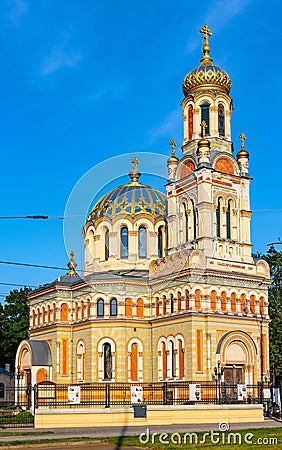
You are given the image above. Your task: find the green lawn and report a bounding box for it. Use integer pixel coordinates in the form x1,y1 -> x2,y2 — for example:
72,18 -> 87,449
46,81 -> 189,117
0,427 -> 281,449
104,427 -> 282,449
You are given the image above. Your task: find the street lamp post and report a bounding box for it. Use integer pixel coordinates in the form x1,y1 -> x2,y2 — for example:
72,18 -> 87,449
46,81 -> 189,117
15,366 -> 24,408
214,360 -> 224,404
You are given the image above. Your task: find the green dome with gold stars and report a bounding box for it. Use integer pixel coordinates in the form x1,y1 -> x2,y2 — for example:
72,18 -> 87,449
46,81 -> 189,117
87,158 -> 167,222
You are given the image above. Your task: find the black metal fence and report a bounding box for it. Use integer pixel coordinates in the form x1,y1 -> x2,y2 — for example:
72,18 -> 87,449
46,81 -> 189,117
35,381 -> 265,409
0,386 -> 34,428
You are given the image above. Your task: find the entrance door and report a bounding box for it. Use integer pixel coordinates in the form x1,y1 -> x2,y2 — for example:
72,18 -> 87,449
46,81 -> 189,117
224,366 -> 243,384
223,366 -> 243,402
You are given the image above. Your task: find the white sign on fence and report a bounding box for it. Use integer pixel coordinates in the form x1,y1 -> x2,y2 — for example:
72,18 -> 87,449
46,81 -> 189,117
131,386 -> 143,403
237,384 -> 247,401
189,384 -> 201,401
68,385 -> 81,404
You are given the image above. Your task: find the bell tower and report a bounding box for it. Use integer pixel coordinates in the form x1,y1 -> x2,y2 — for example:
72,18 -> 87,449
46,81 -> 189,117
166,25 -> 252,265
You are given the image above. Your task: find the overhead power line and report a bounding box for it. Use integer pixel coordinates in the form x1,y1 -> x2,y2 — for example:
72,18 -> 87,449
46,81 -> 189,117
0,215 -> 64,220
0,260 -> 78,271
0,282 -> 37,288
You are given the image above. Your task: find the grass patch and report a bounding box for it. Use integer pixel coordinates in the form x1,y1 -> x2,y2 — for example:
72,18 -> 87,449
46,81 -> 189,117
0,411 -> 34,424
0,437 -> 100,447
0,431 -> 53,437
104,427 -> 282,449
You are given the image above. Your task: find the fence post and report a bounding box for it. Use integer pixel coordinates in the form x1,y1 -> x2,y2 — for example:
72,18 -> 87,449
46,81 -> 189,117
163,382 -> 168,405
258,381 -> 263,404
105,383 -> 110,408
33,385 -> 37,411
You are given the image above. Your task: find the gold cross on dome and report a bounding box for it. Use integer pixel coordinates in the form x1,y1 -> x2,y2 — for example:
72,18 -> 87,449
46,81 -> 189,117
131,157 -> 139,170
200,24 -> 212,38
70,250 -> 75,261
169,139 -> 177,156
239,132 -> 246,148
200,121 -> 208,137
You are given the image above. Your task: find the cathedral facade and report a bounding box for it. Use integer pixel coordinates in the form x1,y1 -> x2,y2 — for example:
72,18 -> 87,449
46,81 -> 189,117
16,26 -> 270,388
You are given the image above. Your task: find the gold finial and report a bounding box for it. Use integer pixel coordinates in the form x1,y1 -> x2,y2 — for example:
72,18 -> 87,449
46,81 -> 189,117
66,250 -> 78,276
129,157 -> 141,183
239,132 -> 246,149
200,120 -> 208,137
169,139 -> 177,157
131,157 -> 139,170
199,24 -> 213,66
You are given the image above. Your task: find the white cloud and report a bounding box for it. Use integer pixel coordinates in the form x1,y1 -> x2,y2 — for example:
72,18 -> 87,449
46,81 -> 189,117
148,108 -> 182,143
40,34 -> 81,76
8,0 -> 29,24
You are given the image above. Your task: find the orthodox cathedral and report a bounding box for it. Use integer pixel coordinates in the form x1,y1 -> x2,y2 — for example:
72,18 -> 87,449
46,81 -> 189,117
16,26 -> 270,388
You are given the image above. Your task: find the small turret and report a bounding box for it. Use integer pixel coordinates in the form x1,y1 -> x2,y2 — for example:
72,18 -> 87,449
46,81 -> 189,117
167,139 -> 179,182
237,133 -> 249,176
197,121 -> 211,168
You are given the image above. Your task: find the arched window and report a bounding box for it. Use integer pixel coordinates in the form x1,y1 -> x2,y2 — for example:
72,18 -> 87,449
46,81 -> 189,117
231,292 -> 237,313
37,308 -> 40,326
195,289 -> 201,310
170,294 -> 174,314
103,343 -> 112,379
260,297 -> 265,316
47,305 -> 51,323
75,302 -> 78,321
162,295 -> 167,315
211,290 -> 217,311
221,291 -> 227,312
226,199 -> 232,239
200,102 -> 210,135
53,303 -> 56,322
61,303 -> 68,321
81,301 -> 84,320
162,342 -> 167,379
130,343 -> 138,381
120,226 -> 128,258
105,229 -> 109,260
42,307 -> 45,324
188,105 -> 193,140
158,226 -> 164,258
181,203 -> 188,243
250,295 -> 255,314
37,368 -> 48,383
178,339 -> 184,378
138,226 -> 147,258
155,297 -> 160,316
97,299 -> 104,317
216,197 -> 222,238
177,292 -> 182,312
77,341 -> 85,382
137,298 -> 144,318
110,298 -> 117,316
218,103 -> 225,136
32,310 -> 35,327
240,293 -> 246,314
87,299 -> 91,318
169,340 -> 176,377
0,383 -> 5,399
125,298 -> 132,317
185,290 -> 189,310
190,200 -> 196,240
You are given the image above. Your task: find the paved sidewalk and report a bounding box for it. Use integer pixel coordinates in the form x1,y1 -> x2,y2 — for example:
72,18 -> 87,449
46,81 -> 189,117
1,418 -> 282,444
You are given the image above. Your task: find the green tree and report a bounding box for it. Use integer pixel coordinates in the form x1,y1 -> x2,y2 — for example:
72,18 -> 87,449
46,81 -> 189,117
259,249 -> 282,386
0,288 -> 30,371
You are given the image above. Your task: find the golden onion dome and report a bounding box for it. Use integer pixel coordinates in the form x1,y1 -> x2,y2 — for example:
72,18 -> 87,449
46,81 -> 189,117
87,158 -> 167,222
182,25 -> 232,96
237,133 -> 249,159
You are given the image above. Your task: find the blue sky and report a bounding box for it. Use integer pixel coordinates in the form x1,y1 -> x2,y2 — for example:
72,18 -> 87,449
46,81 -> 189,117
0,0 -> 281,298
